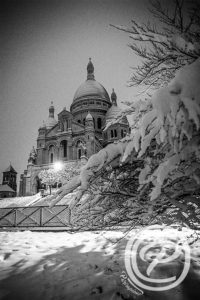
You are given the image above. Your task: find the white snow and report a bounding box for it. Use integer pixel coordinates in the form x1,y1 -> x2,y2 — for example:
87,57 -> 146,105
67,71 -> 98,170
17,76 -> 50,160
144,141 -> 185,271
0,227 -> 200,300
0,230 -> 126,300
0,192 -> 76,208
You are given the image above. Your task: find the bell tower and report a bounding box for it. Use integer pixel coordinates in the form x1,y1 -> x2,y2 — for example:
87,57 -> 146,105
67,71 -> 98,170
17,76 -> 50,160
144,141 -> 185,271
2,164 -> 17,192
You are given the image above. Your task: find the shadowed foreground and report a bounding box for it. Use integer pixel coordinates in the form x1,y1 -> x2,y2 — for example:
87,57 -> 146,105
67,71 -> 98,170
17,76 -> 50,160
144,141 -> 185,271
0,230 -> 200,300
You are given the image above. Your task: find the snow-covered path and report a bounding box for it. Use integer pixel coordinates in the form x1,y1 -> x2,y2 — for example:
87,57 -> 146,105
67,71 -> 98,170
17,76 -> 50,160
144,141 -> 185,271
0,229 -> 200,300
0,230 -> 127,300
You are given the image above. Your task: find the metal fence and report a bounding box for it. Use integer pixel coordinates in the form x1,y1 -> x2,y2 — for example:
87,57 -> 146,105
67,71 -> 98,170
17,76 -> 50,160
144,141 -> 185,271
0,205 -> 71,228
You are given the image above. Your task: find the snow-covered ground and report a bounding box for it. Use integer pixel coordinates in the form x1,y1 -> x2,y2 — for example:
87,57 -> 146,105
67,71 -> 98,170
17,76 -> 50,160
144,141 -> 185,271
0,191 -> 74,208
0,228 -> 200,300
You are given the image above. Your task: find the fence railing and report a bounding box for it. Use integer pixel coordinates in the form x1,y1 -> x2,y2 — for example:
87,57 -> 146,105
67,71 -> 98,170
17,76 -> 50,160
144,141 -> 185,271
0,205 -> 71,227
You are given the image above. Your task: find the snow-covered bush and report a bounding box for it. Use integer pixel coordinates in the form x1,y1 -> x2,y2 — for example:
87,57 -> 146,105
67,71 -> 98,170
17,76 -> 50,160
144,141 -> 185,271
122,58 -> 200,228
39,162 -> 80,195
38,169 -> 58,195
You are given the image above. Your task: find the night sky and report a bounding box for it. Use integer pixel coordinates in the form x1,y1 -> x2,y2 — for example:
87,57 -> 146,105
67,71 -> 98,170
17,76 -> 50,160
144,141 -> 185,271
0,0 -> 153,189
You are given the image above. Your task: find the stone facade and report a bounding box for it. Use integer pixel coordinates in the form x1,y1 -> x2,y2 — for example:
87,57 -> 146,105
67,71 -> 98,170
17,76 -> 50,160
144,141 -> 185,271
19,59 -> 130,196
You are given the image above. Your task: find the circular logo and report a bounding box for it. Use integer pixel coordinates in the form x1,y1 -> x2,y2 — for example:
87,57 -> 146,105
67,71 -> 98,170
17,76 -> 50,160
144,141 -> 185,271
124,225 -> 191,292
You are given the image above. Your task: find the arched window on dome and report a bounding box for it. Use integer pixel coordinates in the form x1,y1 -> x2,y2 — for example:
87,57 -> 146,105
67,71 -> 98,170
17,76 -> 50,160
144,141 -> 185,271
50,153 -> 53,163
93,118 -> 96,128
83,118 -> 86,126
114,129 -> 117,137
97,118 -> 102,129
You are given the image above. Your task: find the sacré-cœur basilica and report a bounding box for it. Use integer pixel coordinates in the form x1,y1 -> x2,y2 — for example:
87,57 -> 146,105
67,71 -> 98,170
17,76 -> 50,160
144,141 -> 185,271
19,59 -> 130,196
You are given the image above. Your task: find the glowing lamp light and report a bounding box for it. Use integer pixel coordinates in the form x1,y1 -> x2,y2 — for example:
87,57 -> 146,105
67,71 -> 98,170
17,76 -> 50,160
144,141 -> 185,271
53,161 -> 63,171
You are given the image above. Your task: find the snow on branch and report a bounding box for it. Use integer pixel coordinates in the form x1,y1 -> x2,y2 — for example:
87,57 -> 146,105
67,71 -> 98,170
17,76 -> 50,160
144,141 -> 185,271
111,0 -> 200,90
49,141 -> 128,208
124,58 -> 200,204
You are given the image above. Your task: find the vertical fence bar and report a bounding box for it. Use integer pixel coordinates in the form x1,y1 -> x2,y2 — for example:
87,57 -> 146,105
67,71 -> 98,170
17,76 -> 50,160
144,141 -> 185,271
68,207 -> 71,225
14,209 -> 17,227
40,207 -> 43,227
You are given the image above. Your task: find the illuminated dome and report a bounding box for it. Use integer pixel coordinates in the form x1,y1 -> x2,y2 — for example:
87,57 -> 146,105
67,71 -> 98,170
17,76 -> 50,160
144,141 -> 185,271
106,105 -> 122,122
73,80 -> 110,103
105,105 -> 128,125
105,90 -> 128,126
71,59 -> 111,115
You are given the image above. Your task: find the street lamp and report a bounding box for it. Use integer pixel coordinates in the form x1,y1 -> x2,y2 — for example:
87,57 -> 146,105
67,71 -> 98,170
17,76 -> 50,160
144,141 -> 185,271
53,161 -> 63,172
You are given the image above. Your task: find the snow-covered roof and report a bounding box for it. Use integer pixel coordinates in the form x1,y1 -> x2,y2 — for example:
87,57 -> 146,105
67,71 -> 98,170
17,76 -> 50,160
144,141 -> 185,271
3,165 -> 17,173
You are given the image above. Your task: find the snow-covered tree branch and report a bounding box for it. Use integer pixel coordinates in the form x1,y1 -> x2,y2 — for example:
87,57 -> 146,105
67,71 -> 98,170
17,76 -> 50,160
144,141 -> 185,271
111,0 -> 200,90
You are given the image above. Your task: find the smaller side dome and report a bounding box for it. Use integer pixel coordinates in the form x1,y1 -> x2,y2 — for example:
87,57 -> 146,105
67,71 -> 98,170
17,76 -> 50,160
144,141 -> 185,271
45,102 -> 57,129
106,105 -> 122,124
45,117 -> 57,129
105,95 -> 129,128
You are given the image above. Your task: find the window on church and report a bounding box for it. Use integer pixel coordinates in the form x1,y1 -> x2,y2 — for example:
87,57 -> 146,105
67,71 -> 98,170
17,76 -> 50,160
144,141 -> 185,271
111,130 -> 113,138
83,118 -> 85,125
78,148 -> 81,159
114,129 -> 117,137
61,140 -> 67,158
49,145 -> 55,163
121,129 -> 124,138
97,118 -> 102,129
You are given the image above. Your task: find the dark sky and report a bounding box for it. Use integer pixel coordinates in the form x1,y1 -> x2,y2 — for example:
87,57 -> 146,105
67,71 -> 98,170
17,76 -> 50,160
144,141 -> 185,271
0,0 -> 154,189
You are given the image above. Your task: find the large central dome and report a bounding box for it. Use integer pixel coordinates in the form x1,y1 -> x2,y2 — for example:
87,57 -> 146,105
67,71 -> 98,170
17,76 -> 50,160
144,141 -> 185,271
73,79 -> 110,103
70,59 -> 111,115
